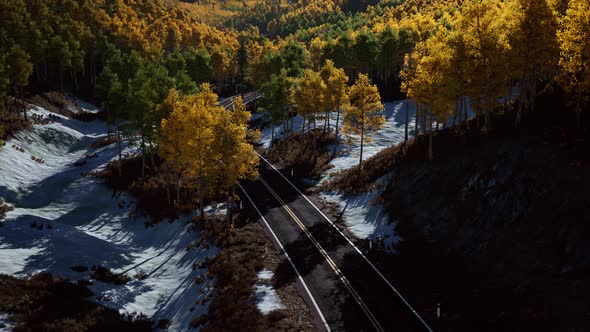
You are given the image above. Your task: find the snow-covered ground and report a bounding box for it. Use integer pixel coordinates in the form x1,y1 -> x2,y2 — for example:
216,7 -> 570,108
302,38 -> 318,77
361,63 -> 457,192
253,269 -> 285,315
258,99 -> 472,253
0,104 -> 216,331
318,101 -> 416,253
0,314 -> 13,332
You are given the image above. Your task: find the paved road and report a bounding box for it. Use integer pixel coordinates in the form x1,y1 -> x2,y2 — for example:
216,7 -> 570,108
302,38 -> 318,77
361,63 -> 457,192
218,91 -> 261,110
239,155 -> 433,332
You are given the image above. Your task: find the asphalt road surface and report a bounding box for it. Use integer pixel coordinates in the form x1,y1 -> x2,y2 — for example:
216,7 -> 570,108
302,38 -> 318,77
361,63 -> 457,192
239,154 -> 433,332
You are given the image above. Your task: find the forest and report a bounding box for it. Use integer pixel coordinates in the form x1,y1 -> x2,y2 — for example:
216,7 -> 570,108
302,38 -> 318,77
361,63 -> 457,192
0,0 -> 589,330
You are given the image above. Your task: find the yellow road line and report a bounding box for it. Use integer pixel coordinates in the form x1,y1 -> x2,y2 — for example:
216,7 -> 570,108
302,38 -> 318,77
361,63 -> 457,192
258,176 -> 385,332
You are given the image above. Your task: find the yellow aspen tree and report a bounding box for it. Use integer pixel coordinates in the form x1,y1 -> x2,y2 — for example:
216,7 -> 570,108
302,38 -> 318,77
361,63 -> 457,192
405,30 -> 455,161
507,0 -> 559,123
319,60 -> 349,155
343,73 -> 385,172
291,69 -> 327,133
211,96 -> 259,224
184,87 -> 221,217
447,29 -> 471,125
458,0 -> 511,132
557,0 -> 590,126
401,43 -> 425,139
158,89 -> 192,206
158,84 -> 221,215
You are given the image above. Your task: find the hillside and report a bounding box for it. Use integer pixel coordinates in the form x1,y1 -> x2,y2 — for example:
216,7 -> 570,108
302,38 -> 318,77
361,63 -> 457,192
380,121 -> 588,328
0,100 -> 219,330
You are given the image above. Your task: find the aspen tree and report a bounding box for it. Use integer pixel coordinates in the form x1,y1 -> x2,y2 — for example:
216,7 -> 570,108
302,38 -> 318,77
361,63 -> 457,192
557,0 -> 590,126
320,60 -> 349,155
343,74 -> 385,172
211,96 -> 259,224
507,0 -> 559,124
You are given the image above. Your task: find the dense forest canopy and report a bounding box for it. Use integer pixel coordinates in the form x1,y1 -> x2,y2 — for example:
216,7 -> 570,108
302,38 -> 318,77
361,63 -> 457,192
0,0 -> 589,205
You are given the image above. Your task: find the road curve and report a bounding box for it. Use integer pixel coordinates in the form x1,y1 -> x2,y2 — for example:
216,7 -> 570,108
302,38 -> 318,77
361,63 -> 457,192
239,156 -> 433,332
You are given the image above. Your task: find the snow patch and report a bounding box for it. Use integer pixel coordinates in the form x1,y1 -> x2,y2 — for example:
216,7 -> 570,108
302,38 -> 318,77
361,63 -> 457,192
0,313 -> 14,332
253,269 -> 285,315
257,268 -> 273,280
321,172 -> 402,254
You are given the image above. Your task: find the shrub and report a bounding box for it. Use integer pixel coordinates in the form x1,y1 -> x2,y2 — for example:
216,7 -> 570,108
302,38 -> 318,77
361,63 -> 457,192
0,273 -> 152,331
267,129 -> 335,178
90,265 -> 131,285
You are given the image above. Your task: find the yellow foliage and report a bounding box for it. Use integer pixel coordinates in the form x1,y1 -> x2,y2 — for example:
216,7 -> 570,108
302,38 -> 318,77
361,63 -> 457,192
557,0 -> 590,112
291,69 -> 327,123
158,85 -> 259,206
343,74 -> 384,169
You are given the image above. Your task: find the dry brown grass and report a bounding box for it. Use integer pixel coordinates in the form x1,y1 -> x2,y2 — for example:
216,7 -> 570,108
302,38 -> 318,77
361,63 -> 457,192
0,199 -> 15,223
325,137 -> 417,194
267,129 -> 336,178
0,111 -> 29,140
199,207 -> 313,331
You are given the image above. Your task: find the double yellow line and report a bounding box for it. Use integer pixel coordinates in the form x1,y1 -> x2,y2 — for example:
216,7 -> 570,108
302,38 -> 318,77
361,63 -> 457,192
258,176 -> 385,332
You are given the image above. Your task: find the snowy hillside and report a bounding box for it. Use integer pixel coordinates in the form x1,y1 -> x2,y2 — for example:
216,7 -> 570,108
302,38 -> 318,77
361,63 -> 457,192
0,104 -> 216,331
319,100 -> 416,253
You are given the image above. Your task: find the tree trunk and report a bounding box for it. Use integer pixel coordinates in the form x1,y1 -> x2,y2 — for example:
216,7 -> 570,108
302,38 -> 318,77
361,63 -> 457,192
404,99 -> 409,141
199,195 -> 205,218
176,175 -> 181,206
226,185 -> 234,225
415,103 -> 419,139
117,129 -> 122,177
141,152 -> 145,178
428,113 -> 433,161
149,140 -> 158,175
70,69 -> 78,91
333,107 -> 341,157
166,177 -> 171,205
301,116 -> 305,134
43,60 -> 48,80
484,108 -> 491,132
141,135 -> 146,178
358,129 -> 364,173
